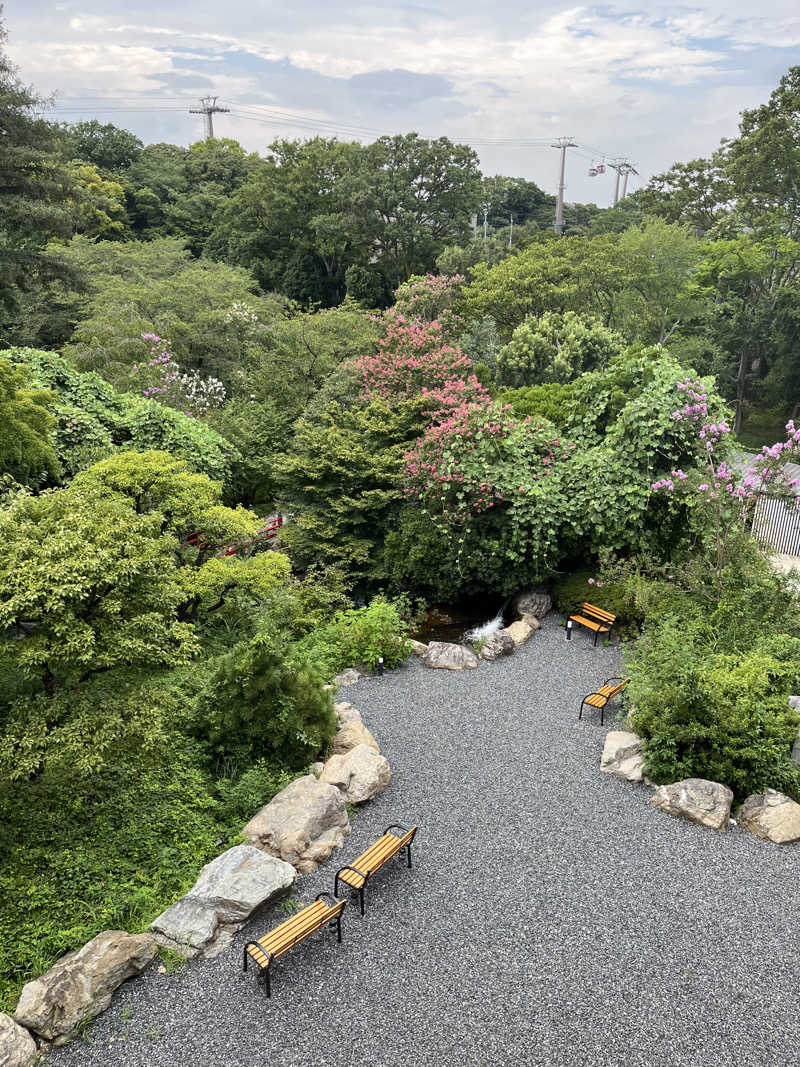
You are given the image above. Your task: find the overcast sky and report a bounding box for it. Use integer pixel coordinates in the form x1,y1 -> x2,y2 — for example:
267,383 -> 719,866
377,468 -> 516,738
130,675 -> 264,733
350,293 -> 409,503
6,2 -> 800,205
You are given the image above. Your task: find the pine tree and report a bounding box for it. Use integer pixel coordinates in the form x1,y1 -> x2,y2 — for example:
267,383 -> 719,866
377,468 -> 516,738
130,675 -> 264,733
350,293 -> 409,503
0,14 -> 74,336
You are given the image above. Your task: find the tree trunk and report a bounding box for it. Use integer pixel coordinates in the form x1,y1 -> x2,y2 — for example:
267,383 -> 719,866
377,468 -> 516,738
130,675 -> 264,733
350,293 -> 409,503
734,350 -> 747,433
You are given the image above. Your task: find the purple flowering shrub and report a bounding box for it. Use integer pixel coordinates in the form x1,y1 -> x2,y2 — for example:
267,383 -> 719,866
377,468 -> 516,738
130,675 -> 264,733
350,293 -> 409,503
132,334 -> 226,418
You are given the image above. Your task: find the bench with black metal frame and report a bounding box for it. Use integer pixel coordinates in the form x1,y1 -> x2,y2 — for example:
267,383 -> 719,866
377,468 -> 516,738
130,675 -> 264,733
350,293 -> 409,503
579,677 -> 630,726
334,823 -> 418,916
243,892 -> 345,997
569,602 -> 617,646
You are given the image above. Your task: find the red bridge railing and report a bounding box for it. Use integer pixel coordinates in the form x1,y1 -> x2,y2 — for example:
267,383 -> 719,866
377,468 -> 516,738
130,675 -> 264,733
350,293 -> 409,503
182,514 -> 283,558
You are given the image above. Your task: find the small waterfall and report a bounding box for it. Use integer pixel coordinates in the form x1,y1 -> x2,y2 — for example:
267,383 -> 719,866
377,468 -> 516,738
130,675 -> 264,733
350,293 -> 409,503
463,595 -> 513,644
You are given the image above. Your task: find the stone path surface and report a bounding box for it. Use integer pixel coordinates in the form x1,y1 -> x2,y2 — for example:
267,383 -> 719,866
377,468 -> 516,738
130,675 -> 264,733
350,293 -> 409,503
54,617 -> 800,1067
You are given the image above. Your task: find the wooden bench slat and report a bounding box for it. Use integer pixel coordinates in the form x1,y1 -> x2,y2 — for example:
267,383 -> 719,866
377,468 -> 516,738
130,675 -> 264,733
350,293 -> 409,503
335,826 -> 418,915
580,602 -> 616,622
246,900 -> 342,963
570,615 -> 610,632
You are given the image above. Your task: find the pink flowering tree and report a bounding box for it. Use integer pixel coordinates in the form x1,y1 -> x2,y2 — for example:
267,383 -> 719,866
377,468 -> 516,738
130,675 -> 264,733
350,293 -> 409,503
349,315 -> 489,419
402,401 -> 578,590
131,334 -> 226,418
651,377 -> 800,596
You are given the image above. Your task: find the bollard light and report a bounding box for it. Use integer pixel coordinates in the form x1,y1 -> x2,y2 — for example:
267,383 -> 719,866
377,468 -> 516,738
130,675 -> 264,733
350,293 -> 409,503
566,619 -> 573,641
378,656 -> 384,676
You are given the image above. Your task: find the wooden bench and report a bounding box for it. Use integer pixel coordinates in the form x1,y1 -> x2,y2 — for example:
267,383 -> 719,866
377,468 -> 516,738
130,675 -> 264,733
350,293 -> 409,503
579,677 -> 630,726
243,892 -> 345,997
334,824 -> 418,916
569,602 -> 617,646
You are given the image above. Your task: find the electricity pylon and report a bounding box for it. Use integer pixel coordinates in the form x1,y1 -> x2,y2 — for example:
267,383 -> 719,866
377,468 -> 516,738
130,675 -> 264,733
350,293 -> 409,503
608,159 -> 638,205
551,137 -> 577,234
189,97 -> 230,140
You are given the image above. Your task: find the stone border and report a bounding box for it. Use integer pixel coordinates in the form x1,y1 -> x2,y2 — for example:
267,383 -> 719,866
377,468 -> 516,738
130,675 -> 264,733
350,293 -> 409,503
599,725 -> 800,843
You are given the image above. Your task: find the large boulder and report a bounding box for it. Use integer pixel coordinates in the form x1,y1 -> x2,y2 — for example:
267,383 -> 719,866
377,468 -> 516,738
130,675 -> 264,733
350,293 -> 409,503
600,731 -> 645,782
330,721 -> 379,756
650,778 -> 733,831
739,790 -> 800,844
333,667 -> 361,687
334,701 -> 363,727
512,588 -> 552,619
407,639 -> 428,657
422,641 -> 479,670
13,931 -> 157,1045
151,846 -> 295,958
480,630 -> 516,661
243,775 -> 350,875
0,1013 -> 37,1065
504,619 -> 535,646
320,744 -> 391,804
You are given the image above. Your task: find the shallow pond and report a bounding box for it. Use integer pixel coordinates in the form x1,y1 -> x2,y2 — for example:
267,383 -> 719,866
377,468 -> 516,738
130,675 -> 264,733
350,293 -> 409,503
410,595 -> 514,645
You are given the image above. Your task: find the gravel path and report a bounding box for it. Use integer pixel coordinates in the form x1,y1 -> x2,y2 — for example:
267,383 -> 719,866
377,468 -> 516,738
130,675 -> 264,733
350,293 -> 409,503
54,617 -> 800,1067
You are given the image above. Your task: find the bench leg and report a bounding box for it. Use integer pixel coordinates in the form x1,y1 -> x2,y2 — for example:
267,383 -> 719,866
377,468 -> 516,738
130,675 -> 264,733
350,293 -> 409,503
594,629 -> 599,647
578,700 -> 584,721
243,948 -> 248,973
264,965 -> 271,998
336,915 -> 342,943
406,842 -> 412,869
359,887 -> 365,916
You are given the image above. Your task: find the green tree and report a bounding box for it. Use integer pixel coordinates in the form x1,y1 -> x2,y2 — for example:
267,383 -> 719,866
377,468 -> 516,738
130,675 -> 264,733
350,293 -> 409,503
6,347 -> 237,483
60,120 -> 142,174
274,397 -> 424,585
0,485 -> 197,702
0,358 -> 59,485
194,630 -> 335,766
207,137 -> 369,304
496,311 -> 625,387
58,238 -> 278,386
68,162 -> 129,240
692,236 -> 800,429
726,65 -> 800,238
362,133 -> 482,289
460,221 -> 699,345
0,19 -> 75,335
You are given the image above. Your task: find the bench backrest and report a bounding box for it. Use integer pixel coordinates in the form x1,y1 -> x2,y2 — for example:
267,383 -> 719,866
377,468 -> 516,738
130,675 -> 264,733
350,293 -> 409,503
607,678 -> 630,700
581,602 -> 616,626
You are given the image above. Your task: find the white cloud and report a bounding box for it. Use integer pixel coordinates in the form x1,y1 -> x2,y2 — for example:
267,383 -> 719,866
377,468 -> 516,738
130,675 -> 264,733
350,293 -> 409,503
4,1 -> 796,205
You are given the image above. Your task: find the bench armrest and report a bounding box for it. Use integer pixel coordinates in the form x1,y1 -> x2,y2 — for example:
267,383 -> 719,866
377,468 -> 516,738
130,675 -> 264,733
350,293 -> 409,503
384,823 -> 409,837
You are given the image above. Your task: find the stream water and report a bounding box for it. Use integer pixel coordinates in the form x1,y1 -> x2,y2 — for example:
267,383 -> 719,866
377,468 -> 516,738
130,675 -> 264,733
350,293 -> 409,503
410,595 -> 514,645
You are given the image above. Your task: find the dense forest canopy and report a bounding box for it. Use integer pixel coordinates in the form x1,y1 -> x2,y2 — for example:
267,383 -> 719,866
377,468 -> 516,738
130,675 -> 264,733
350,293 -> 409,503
1,8 -> 800,1015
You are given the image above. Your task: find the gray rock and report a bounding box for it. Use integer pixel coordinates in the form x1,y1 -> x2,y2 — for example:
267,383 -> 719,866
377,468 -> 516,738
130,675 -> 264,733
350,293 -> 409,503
151,846 -> 295,958
13,931 -> 157,1045
243,776 -> 350,875
422,641 -> 479,670
789,698 -> 800,764
739,790 -> 800,844
408,639 -> 428,657
310,761 -> 324,777
333,668 -> 361,687
334,701 -> 363,727
600,730 -> 645,782
0,1013 -> 37,1066
330,720 -> 379,756
512,588 -> 552,619
650,778 -> 733,831
320,744 -> 391,804
480,630 -> 516,661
